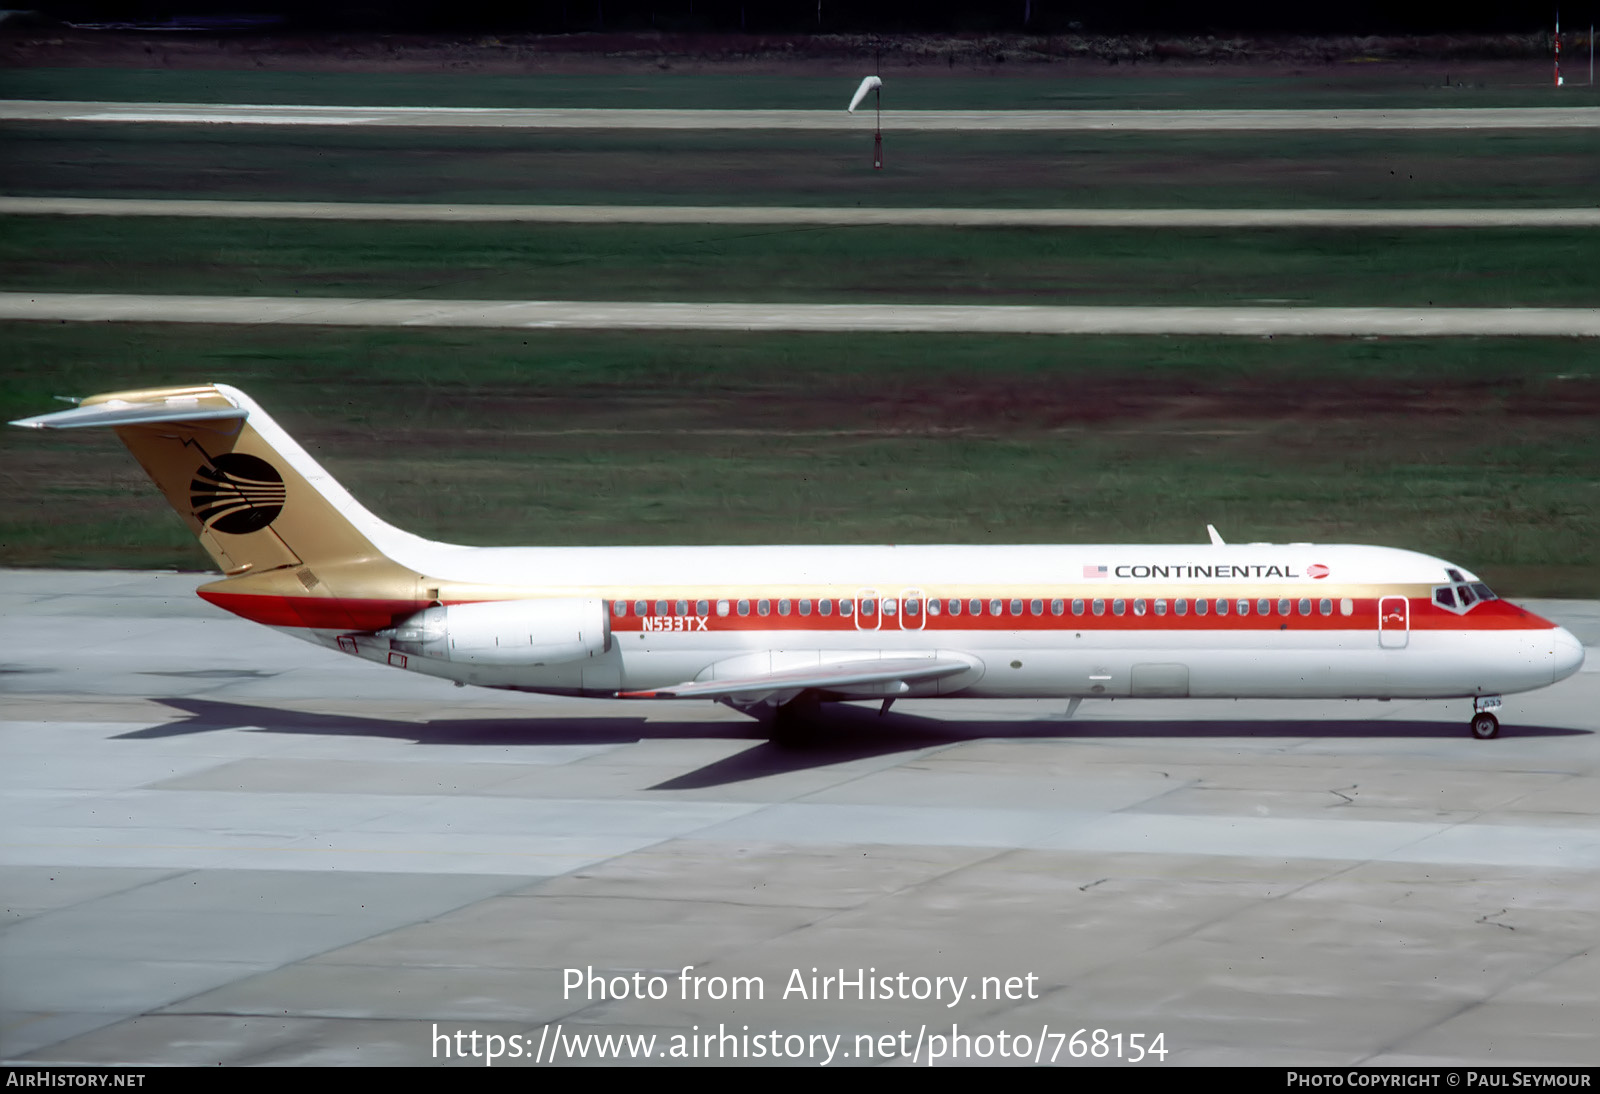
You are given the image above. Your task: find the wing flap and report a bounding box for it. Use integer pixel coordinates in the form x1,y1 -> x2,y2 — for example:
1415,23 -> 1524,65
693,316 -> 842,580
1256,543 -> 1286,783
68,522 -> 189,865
619,655 -> 970,701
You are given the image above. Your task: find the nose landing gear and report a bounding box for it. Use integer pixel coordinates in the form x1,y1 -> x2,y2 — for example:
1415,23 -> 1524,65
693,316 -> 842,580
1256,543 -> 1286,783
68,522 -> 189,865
1470,696 -> 1503,739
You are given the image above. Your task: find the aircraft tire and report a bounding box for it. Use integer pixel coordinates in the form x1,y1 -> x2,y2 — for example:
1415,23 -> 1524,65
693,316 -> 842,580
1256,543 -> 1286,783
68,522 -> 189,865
1470,712 -> 1500,740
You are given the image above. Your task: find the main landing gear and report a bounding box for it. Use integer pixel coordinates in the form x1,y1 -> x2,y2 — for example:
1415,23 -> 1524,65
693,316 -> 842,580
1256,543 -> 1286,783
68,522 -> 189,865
1470,696 -> 1503,740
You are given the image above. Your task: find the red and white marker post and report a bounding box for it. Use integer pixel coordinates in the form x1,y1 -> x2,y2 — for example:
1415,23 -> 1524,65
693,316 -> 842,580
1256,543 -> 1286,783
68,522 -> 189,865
1555,11 -> 1563,86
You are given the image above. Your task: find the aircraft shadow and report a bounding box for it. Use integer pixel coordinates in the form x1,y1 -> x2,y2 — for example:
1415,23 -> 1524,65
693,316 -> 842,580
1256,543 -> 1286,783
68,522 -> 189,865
120,697 -> 1587,790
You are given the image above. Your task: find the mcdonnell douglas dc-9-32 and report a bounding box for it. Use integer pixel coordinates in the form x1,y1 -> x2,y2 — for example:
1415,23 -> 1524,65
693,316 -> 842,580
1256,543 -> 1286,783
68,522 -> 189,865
12,384 -> 1584,740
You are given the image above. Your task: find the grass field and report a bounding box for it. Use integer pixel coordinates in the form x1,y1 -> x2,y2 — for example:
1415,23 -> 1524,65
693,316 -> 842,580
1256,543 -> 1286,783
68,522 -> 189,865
4,324 -> 1595,595
4,63 -> 1595,594
5,67 -> 1595,112
5,123 -> 1597,208
5,216 -> 1598,307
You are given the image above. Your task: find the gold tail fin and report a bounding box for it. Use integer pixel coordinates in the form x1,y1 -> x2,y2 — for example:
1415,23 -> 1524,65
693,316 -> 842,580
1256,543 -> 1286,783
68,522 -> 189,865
12,384 -> 429,631
12,383 -> 381,575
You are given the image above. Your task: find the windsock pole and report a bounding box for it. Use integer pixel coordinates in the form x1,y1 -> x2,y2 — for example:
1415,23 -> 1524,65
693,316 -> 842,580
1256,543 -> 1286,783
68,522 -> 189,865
1555,11 -> 1563,86
847,74 -> 884,169
874,84 -> 883,169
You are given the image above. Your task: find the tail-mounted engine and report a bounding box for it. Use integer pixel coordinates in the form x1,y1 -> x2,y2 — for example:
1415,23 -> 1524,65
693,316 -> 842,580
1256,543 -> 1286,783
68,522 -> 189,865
381,598 -> 611,666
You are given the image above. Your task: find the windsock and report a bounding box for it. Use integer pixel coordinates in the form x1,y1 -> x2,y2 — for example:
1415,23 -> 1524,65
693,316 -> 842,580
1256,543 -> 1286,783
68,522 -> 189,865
848,75 -> 883,113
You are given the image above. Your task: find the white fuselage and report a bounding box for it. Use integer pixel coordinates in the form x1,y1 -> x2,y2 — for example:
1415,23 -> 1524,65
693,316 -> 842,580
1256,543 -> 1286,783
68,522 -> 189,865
289,541 -> 1585,703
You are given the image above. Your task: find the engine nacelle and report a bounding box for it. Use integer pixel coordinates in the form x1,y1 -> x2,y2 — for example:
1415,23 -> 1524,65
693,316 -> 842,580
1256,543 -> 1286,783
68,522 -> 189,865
383,598 -> 610,666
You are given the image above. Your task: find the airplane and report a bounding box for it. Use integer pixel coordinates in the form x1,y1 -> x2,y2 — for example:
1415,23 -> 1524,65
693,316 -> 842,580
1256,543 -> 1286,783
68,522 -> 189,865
11,383 -> 1585,741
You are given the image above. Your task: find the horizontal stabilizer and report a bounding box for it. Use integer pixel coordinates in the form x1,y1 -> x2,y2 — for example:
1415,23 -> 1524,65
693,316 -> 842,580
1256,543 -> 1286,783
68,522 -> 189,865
619,655 -> 969,701
10,401 -> 247,430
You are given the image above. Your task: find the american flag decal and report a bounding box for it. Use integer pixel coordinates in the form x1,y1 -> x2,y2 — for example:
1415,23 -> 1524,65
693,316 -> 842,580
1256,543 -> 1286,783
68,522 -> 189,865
1083,565 -> 1108,578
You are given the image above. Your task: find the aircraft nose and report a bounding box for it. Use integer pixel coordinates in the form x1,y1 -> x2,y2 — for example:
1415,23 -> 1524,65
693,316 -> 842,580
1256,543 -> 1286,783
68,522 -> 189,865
1550,627 -> 1586,684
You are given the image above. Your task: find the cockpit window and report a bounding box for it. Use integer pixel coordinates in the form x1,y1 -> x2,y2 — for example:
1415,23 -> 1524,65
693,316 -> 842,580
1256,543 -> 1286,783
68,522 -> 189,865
1446,568 -> 1464,583
1433,579 -> 1497,614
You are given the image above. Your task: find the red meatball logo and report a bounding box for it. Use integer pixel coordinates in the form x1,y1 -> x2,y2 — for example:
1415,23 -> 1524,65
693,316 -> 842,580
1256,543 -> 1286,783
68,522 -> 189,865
1306,564 -> 1330,580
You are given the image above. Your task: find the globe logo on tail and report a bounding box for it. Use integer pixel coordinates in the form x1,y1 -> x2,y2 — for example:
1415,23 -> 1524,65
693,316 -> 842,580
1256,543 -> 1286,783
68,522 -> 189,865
190,453 -> 285,534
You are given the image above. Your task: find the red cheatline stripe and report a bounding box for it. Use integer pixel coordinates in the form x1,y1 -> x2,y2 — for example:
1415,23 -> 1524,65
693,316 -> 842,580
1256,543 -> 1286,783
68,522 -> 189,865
198,591 -> 1552,634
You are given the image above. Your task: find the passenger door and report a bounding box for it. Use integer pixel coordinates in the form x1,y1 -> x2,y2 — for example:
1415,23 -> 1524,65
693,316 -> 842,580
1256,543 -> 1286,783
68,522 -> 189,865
1378,596 -> 1409,649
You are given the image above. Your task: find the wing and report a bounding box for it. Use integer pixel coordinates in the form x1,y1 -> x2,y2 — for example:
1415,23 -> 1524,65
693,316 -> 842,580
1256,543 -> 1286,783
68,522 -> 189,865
618,655 -> 971,703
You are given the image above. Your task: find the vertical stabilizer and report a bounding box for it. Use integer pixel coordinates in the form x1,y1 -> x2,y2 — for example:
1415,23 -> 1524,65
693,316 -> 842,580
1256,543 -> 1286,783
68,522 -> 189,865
11,384 -> 432,630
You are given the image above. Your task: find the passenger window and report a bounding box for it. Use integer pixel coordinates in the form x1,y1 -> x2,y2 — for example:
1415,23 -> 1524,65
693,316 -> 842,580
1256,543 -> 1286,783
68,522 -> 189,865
799,599 -> 812,616
1340,598 -> 1353,616
1277,598 -> 1291,616
883,598 -> 898,617
1216,599 -> 1229,616
757,599 -> 770,616
1319,598 -> 1332,615
1257,598 -> 1270,616
1072,598 -> 1084,616
862,599 -> 876,616
675,600 -> 688,617
1237,599 -> 1250,616
717,599 -> 730,616
820,599 -> 832,616
655,600 -> 669,617
1113,599 -> 1126,616
737,599 -> 750,616
778,599 -> 790,616
1030,598 -> 1044,616
907,599 -> 921,616
990,599 -> 1003,616
948,599 -> 961,616
1175,599 -> 1188,616
696,599 -> 709,616
970,599 -> 983,616
612,600 -> 626,617
1133,598 -> 1146,616
1010,598 -> 1024,616
1195,599 -> 1209,616
1298,598 -> 1311,616
840,600 -> 854,617
1051,598 -> 1064,616
635,600 -> 647,617
1092,599 -> 1105,616
1154,599 -> 1167,616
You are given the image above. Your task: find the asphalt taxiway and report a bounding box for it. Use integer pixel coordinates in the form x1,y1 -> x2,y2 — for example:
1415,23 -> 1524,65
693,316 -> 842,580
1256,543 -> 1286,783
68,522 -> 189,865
2,569 -> 1596,1065
5,100 -> 1598,130
5,292 -> 1599,337
7,196 -> 1599,228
